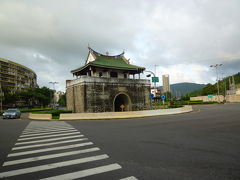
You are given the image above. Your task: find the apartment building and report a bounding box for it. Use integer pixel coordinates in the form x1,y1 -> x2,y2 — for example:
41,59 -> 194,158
0,58 -> 37,91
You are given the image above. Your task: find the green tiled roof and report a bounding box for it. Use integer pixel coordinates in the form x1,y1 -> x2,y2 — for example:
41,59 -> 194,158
71,55 -> 145,73
92,56 -> 144,69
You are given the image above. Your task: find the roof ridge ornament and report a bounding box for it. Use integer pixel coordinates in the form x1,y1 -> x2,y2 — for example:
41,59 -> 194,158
88,47 -> 125,58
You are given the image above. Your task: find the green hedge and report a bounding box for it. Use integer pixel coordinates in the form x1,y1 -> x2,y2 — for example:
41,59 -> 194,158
174,100 -> 218,105
168,104 -> 184,108
20,108 -> 53,112
32,110 -> 72,119
32,110 -> 72,115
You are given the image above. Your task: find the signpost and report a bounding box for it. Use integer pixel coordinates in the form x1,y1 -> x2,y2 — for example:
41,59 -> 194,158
120,104 -> 125,112
150,93 -> 154,99
149,93 -> 154,109
146,70 -> 159,109
161,95 -> 165,105
151,77 -> 159,83
208,95 -> 215,98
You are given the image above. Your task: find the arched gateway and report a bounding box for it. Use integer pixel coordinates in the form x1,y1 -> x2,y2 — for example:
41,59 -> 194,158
113,93 -> 131,112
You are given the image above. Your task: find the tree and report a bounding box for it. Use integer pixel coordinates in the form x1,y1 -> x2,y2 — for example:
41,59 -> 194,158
18,90 -> 34,106
58,93 -> 66,107
181,94 -> 190,101
3,91 -> 19,106
163,91 -> 172,100
2,86 -> 54,108
34,87 -> 54,107
201,83 -> 217,95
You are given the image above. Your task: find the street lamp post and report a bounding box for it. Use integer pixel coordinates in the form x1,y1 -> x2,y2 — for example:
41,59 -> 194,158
220,72 -> 227,103
210,64 -> 223,102
145,70 -> 157,91
146,70 -> 156,110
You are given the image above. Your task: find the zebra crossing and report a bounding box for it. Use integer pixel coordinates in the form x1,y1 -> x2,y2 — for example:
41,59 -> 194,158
0,121 -> 138,180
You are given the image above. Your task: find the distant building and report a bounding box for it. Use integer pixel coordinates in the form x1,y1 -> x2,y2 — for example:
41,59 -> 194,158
66,47 -> 150,113
54,91 -> 65,103
227,76 -> 240,95
0,58 -> 37,91
162,74 -> 170,93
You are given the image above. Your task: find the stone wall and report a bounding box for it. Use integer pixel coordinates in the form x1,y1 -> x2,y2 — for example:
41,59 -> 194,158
226,95 -> 240,102
190,95 -> 240,103
66,76 -> 151,113
190,95 -> 224,102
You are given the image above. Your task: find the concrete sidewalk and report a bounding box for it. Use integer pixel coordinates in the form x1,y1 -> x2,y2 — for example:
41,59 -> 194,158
59,105 -> 193,120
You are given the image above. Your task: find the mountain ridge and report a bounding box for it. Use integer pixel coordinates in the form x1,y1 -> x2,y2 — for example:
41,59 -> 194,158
159,82 -> 205,96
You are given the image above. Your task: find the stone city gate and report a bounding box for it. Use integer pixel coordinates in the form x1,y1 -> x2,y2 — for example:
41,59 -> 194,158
66,47 -> 150,113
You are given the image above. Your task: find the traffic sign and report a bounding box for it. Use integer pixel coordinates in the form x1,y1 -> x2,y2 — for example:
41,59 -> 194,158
120,104 -> 125,112
150,93 -> 154,99
161,95 -> 165,100
151,77 -> 159,83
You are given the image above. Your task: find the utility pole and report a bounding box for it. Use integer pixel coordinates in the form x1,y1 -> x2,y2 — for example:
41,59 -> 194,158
49,82 -> 59,108
146,70 -> 158,109
145,70 -> 157,92
224,78 -> 227,102
154,65 -> 160,90
210,64 -> 223,102
221,72 -> 227,103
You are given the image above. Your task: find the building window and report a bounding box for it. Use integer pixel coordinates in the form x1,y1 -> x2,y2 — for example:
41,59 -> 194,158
110,72 -> 118,78
99,72 -> 103,77
124,74 -> 127,79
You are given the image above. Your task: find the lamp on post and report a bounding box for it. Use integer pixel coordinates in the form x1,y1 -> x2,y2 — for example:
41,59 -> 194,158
210,64 -> 223,102
220,72 -> 227,103
145,70 -> 159,109
145,70 -> 157,89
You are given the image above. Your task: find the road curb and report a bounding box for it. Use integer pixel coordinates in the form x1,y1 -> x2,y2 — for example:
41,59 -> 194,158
59,105 -> 193,120
27,106 -> 193,121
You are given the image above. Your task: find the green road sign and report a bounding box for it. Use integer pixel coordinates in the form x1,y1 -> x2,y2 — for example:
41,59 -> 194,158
152,77 -> 159,82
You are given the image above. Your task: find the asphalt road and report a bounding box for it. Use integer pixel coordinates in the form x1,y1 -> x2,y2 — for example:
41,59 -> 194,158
0,103 -> 240,180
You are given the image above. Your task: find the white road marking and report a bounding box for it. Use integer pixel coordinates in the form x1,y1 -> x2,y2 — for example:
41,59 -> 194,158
18,132 -> 80,141
15,135 -> 84,145
22,128 -> 77,135
1,122 -> 136,179
40,163 -> 122,180
3,147 -> 100,166
8,142 -> 93,157
26,125 -> 72,129
23,124 -> 72,129
13,138 -> 88,150
24,123 -> 71,128
22,127 -> 76,134
120,176 -> 139,180
20,129 -> 78,137
0,154 -> 109,178
24,125 -> 73,131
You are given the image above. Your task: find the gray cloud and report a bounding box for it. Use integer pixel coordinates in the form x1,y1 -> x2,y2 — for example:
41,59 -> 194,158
0,0 -> 240,90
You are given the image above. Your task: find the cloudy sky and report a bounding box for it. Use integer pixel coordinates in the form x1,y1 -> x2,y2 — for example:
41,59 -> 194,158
0,0 -> 240,91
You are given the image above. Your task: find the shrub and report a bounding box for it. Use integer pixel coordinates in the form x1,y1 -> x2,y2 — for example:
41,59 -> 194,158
20,108 -> 53,112
32,109 -> 72,119
168,104 -> 183,108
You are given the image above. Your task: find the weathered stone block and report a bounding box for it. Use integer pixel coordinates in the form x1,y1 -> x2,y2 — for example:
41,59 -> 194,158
66,76 -> 150,113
